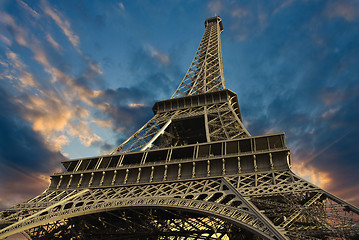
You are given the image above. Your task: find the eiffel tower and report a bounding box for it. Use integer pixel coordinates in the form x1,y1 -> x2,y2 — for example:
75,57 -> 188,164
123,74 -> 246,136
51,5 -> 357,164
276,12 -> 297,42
1,16 -> 359,240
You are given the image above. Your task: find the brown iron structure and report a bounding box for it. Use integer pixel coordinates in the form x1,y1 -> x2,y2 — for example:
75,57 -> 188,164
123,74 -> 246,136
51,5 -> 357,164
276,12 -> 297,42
1,16 -> 358,240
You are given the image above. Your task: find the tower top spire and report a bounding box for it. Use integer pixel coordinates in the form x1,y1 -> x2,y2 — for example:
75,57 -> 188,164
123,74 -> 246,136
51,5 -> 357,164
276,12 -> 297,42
205,16 -> 223,32
172,16 -> 226,98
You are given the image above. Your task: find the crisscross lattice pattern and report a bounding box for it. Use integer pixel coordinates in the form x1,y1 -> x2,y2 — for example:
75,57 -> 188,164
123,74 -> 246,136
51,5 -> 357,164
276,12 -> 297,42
172,16 -> 225,98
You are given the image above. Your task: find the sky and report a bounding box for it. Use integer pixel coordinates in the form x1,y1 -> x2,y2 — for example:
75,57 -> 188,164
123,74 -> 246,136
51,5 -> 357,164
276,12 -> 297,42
0,0 -> 358,211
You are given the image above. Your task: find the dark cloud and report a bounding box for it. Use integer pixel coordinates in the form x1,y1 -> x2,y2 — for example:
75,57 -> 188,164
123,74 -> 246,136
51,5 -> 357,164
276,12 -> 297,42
90,44 -> 184,148
95,87 -> 153,131
220,0 -> 359,206
1,0 -> 358,210
0,87 -> 65,210
0,88 -> 64,171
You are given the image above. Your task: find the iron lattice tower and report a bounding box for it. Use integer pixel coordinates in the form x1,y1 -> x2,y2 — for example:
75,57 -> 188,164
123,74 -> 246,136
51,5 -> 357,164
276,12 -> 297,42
1,16 -> 358,240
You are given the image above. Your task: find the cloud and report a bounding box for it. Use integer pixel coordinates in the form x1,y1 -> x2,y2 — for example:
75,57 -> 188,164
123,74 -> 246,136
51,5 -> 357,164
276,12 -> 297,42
0,12 -> 28,46
319,87 -> 349,107
145,44 -> 170,65
5,49 -> 37,88
89,61 -> 103,75
321,107 -> 339,119
233,9 -> 359,203
292,161 -> 331,189
1,30 -> 105,153
0,87 -> 65,209
0,7 -> 108,204
68,121 -> 102,147
46,33 -> 62,52
22,93 -> 73,133
0,162 -> 52,210
232,8 -> 248,18
42,1 -> 80,50
227,4 -> 269,41
0,0 -> 357,210
19,84 -> 104,150
93,118 -> 114,129
92,87 -> 153,133
129,103 -> 146,108
0,34 -> 11,45
17,0 -> 40,18
324,0 -> 359,22
208,0 -> 222,15
272,0 -> 294,15
118,2 -> 125,11
47,134 -> 70,151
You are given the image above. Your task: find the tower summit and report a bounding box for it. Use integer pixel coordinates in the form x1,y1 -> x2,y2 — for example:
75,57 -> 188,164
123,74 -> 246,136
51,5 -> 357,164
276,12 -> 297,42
1,17 -> 358,240
173,16 -> 225,98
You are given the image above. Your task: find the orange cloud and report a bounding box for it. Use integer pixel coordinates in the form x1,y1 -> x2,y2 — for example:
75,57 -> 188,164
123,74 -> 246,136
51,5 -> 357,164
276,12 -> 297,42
293,159 -> 359,207
20,90 -> 103,150
129,103 -> 146,108
47,134 -> 70,151
68,121 -> 102,147
93,119 -> 114,129
292,161 -> 332,189
23,93 -> 72,132
1,4 -> 108,155
89,62 -> 103,75
5,50 -> 37,88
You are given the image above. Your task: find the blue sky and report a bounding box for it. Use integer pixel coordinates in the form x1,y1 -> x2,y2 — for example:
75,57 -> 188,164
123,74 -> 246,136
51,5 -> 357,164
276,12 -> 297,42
0,0 -> 358,210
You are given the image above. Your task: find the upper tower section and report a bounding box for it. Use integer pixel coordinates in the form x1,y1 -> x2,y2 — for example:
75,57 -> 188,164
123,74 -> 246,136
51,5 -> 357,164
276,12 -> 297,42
205,16 -> 224,32
172,16 -> 226,98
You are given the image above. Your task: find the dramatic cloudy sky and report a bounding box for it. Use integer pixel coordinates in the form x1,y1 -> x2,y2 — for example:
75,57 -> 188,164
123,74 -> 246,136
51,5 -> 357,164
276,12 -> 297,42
0,0 -> 358,210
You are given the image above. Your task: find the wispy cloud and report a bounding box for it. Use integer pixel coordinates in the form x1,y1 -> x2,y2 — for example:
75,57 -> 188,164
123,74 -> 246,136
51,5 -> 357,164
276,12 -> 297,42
17,0 -> 40,18
0,12 -> 28,46
118,2 -> 125,11
324,0 -> 359,22
129,103 -> 146,108
208,0 -> 222,15
93,118 -> 114,129
5,49 -> 37,88
0,34 -> 11,45
1,4 -> 106,154
145,44 -> 170,65
272,0 -> 294,15
0,0 -> 358,210
0,86 -> 65,209
232,8 -> 248,18
46,33 -> 62,52
42,1 -> 80,50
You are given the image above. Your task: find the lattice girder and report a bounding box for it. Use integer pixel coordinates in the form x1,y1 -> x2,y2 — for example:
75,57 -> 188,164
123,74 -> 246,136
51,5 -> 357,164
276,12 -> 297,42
28,210 -> 265,240
1,16 -> 359,240
0,178 -> 288,239
1,169 -> 359,239
111,89 -> 249,153
172,17 -> 225,98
